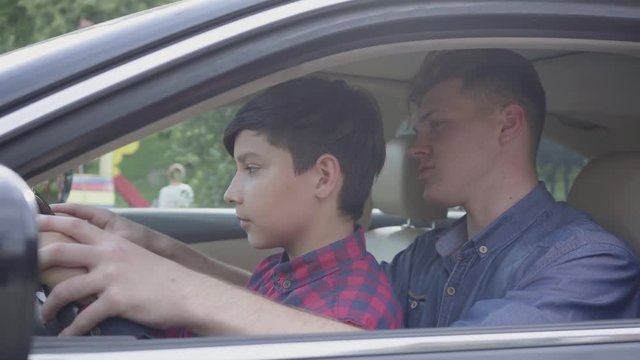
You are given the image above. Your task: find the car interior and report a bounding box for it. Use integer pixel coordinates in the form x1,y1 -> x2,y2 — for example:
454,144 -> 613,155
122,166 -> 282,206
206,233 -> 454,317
34,42 -> 640,326
170,46 -> 640,271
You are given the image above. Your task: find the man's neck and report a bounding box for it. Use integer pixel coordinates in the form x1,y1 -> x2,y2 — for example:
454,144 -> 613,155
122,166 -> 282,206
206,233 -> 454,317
464,168 -> 538,240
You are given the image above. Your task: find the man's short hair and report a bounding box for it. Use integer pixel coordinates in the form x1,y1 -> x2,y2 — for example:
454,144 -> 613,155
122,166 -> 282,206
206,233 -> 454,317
223,77 -> 385,221
409,49 -> 546,150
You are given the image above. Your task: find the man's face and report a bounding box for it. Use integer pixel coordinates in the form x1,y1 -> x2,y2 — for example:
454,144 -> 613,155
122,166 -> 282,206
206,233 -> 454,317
409,78 -> 502,207
224,130 -> 317,249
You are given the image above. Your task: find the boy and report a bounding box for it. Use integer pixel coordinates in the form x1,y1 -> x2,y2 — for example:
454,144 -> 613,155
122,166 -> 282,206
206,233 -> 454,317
38,76 -> 402,334
220,76 -> 401,329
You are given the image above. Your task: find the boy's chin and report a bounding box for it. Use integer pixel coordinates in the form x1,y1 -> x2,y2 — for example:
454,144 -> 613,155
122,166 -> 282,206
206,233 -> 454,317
247,234 -> 280,250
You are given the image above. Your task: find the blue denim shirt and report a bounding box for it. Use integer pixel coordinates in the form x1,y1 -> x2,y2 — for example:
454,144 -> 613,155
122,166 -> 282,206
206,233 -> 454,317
383,183 -> 640,327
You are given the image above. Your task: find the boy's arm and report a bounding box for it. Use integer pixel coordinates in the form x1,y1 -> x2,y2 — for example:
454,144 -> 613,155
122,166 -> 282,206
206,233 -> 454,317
38,214 -> 359,336
48,203 -> 250,286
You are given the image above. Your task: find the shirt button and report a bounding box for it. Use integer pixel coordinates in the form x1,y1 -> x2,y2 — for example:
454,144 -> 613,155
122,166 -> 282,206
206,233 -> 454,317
90,326 -> 102,336
446,286 -> 456,296
479,245 -> 488,254
282,280 -> 292,289
409,300 -> 418,309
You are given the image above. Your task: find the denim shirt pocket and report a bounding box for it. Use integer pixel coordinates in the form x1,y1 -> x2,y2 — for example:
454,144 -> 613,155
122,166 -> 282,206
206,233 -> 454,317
407,289 -> 427,311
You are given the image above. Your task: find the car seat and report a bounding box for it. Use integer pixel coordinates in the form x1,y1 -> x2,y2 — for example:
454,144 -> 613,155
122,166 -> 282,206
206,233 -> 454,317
567,152 -> 640,255
366,135 -> 448,262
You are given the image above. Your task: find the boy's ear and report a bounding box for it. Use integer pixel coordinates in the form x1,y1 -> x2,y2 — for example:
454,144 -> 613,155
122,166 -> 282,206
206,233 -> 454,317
313,154 -> 342,199
498,103 -> 526,145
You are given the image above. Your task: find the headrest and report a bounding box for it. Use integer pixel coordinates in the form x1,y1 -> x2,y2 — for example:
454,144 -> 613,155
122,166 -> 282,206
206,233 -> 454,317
372,135 -> 447,221
568,152 -> 640,255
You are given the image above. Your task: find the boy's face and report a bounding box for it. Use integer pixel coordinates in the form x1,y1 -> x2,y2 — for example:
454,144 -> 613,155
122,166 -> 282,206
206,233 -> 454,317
224,130 -> 318,250
409,78 -> 502,207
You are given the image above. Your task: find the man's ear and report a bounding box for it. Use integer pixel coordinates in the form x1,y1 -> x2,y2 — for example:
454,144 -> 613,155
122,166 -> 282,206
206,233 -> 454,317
498,103 -> 526,145
313,154 -> 341,199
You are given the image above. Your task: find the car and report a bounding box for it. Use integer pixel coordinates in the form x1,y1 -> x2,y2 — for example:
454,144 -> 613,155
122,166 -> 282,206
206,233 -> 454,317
1,0 -> 640,359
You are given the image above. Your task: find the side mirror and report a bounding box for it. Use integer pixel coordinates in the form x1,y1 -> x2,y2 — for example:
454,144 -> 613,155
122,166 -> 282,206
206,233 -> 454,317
0,165 -> 38,360
32,170 -> 73,205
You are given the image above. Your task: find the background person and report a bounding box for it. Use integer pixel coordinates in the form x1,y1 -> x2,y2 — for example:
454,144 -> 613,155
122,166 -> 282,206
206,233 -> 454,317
158,163 -> 194,208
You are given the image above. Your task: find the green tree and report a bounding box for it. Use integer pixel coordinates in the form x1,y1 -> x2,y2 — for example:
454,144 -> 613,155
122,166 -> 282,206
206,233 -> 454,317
1,0 -> 176,54
160,107 -> 238,208
3,0 -> 238,209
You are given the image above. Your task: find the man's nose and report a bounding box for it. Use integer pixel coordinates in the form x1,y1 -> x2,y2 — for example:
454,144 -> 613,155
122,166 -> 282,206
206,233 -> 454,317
223,174 -> 242,205
408,134 -> 432,160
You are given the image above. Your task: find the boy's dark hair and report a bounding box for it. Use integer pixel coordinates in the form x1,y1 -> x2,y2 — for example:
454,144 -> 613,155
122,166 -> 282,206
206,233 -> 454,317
409,49 -> 546,151
224,77 -> 385,221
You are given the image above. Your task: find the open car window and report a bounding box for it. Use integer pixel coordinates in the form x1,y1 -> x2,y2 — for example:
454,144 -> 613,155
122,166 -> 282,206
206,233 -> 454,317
537,138 -> 588,201
35,106 -> 238,209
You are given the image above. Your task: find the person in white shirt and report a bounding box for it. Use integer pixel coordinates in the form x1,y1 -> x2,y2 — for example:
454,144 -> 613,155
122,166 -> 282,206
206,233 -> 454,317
158,163 -> 194,208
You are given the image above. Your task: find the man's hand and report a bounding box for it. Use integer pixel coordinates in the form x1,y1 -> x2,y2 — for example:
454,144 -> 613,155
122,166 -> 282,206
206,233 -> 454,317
39,231 -> 86,295
49,203 -> 251,287
38,214 -> 197,336
50,203 -> 156,251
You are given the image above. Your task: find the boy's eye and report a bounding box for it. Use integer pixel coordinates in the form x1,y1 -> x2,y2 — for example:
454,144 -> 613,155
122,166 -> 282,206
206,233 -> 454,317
245,165 -> 259,174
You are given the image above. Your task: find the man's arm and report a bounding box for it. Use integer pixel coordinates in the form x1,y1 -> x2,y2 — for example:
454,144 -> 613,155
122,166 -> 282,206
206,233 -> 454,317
453,242 -> 640,326
152,233 -> 251,287
179,273 -> 360,336
49,203 -> 250,286
38,214 -> 359,336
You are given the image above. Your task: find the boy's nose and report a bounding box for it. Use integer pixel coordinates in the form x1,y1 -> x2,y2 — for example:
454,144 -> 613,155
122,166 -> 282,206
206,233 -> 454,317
223,174 -> 242,205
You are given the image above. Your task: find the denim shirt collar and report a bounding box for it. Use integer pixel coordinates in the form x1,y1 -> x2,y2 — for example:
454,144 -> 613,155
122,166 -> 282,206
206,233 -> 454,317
435,182 -> 556,260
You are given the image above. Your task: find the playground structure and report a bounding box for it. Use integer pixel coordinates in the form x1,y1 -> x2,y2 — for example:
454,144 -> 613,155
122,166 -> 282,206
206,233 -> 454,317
67,142 -> 150,208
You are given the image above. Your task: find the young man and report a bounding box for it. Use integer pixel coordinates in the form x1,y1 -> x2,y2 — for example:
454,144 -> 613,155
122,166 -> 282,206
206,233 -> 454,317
38,77 -> 402,335
384,49 -> 640,326
39,49 -> 639,336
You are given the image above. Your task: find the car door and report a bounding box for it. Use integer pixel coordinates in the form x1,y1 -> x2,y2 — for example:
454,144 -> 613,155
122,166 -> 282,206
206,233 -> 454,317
2,0 -> 640,359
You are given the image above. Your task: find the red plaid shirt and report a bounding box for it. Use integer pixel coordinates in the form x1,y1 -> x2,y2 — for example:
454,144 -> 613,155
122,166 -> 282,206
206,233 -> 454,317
246,228 -> 403,329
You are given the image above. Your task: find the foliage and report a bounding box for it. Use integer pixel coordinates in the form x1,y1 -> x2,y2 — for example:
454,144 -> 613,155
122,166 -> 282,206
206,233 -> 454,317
0,0 -> 177,54
160,108 -> 238,208
536,138 -> 587,201
1,0 -> 240,209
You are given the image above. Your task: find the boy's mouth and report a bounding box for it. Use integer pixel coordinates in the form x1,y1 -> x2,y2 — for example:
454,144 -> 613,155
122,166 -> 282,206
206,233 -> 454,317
237,217 -> 251,230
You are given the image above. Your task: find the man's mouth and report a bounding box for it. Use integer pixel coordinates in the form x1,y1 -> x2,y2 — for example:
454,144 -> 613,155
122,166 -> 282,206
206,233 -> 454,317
418,165 -> 435,180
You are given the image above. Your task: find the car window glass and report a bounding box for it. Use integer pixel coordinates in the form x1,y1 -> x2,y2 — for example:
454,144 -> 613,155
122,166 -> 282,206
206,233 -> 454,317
536,137 -> 588,201
37,106 -> 238,209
